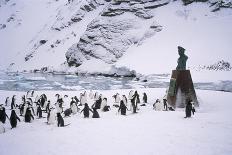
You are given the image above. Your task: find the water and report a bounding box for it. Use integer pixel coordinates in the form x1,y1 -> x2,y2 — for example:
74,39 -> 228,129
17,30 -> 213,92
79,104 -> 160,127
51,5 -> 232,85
0,71 -> 231,92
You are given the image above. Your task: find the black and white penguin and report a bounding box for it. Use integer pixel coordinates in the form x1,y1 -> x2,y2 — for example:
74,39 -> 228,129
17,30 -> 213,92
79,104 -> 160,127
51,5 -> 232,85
10,110 -> 21,129
0,107 -> 9,124
81,103 -> 93,118
57,113 -> 64,127
24,107 -> 34,123
70,98 -> 78,114
36,103 -> 43,118
45,100 -> 51,113
118,100 -> 128,115
143,93 -> 147,103
47,108 -> 56,125
11,95 -> 16,110
93,94 -> 102,109
185,100 -> 193,118
5,97 -> 9,107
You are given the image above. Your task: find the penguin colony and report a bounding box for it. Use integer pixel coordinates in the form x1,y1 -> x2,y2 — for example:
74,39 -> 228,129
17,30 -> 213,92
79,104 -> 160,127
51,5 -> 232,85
1,89 -> 194,134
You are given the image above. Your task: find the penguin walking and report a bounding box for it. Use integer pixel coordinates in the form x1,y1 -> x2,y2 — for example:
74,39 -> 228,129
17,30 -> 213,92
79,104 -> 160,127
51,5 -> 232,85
24,108 -> 34,123
10,110 -> 21,129
81,103 -> 93,118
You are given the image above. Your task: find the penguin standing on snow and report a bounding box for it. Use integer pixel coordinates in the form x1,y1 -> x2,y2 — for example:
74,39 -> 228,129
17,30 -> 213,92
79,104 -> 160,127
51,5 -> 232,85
143,93 -> 147,103
5,97 -> 9,107
11,95 -> 16,110
118,100 -> 128,115
70,98 -> 78,114
24,107 -> 34,123
57,113 -> 64,127
10,110 -> 21,129
185,100 -> 193,118
81,103 -> 93,118
0,107 -> 9,124
47,108 -> 56,125
36,103 -> 43,118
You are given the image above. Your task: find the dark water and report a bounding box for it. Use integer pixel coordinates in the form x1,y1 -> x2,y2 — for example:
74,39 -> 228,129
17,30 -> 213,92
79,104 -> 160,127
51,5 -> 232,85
0,71 -> 231,92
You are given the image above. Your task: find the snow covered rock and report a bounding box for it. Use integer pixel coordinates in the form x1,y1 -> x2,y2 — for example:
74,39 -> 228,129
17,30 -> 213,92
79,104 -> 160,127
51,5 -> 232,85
66,0 -> 168,67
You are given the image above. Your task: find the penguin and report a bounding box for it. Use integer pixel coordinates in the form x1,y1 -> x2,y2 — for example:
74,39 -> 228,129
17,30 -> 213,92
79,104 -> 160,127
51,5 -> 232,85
19,103 -> 25,116
93,94 -> 102,109
163,98 -> 168,111
92,108 -> 100,118
24,107 -> 34,123
45,100 -> 51,113
57,113 -> 64,127
101,98 -> 108,111
81,103 -> 93,118
10,110 -> 21,129
185,100 -> 193,118
11,95 -> 16,110
0,107 -> 9,124
122,95 -> 128,107
36,104 -> 43,118
118,100 -> 128,115
5,97 -> 9,107
128,90 -> 134,111
143,92 -> 147,103
74,96 -> 79,104
70,98 -> 78,114
47,108 -> 56,125
113,93 -> 121,103
31,90 -> 35,97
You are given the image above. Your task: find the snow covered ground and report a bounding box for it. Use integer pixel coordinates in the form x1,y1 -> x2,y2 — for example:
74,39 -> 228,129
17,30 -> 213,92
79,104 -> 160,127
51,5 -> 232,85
0,88 -> 232,155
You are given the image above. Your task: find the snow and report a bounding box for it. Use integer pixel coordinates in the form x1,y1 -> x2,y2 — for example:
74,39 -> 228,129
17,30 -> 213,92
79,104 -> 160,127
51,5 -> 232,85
114,1 -> 232,84
0,88 -> 232,155
1,1 -> 231,81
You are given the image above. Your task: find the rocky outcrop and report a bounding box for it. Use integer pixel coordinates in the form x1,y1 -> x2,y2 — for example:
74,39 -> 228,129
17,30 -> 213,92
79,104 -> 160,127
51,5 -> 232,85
66,0 -> 168,67
182,0 -> 232,11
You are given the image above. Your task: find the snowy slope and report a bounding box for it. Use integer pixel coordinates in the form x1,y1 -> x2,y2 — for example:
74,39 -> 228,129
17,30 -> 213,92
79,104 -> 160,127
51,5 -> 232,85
0,0 -> 232,79
0,89 -> 232,155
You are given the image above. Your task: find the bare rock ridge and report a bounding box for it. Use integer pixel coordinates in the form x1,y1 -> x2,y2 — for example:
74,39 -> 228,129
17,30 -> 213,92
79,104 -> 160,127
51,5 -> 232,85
66,0 -> 168,67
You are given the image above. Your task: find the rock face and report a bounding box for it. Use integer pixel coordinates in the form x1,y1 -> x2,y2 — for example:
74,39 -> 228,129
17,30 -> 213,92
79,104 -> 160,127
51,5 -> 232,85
182,0 -> 232,11
66,0 -> 168,67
